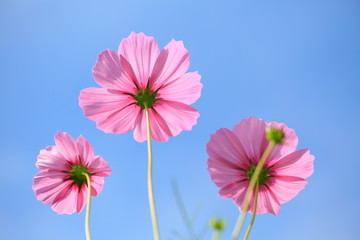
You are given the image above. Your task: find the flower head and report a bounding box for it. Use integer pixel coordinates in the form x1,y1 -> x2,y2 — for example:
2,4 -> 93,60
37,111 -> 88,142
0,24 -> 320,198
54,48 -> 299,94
79,32 -> 202,142
33,131 -> 111,214
206,117 -> 314,215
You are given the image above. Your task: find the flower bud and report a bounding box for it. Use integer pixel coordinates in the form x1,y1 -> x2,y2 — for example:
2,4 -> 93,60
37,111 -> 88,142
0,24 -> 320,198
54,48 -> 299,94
209,217 -> 226,231
266,127 -> 284,144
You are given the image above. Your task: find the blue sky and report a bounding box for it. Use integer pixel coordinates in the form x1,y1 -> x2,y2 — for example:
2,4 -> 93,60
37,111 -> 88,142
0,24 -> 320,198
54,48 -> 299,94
1,0 -> 359,239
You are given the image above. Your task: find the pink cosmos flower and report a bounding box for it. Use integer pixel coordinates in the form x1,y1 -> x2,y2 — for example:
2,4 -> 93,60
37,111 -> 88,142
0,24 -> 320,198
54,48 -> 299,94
79,32 -> 202,142
33,131 -> 111,214
206,117 -> 314,215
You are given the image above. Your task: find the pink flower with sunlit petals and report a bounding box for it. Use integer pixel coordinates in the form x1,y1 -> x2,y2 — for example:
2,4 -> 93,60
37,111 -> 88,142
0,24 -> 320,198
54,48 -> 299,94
79,32 -> 202,142
206,117 -> 314,215
33,131 -> 111,214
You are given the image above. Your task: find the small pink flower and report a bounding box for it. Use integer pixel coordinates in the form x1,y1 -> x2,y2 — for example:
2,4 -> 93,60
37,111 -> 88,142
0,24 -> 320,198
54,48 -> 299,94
79,32 -> 202,142
206,117 -> 314,215
33,131 -> 111,214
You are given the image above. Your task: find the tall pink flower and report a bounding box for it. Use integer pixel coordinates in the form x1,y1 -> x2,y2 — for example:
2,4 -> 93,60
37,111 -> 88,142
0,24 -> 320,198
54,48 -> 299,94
79,32 -> 202,142
33,131 -> 111,214
206,117 -> 314,215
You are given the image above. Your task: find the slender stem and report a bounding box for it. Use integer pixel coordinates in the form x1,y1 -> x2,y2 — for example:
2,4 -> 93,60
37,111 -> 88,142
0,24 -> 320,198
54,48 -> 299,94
83,173 -> 92,240
212,230 -> 221,240
231,141 -> 275,240
231,212 -> 246,240
145,107 -> 160,240
171,179 -> 196,239
244,182 -> 259,240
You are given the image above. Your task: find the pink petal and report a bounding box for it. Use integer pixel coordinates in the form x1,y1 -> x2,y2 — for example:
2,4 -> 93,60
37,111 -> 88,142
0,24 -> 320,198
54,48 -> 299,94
52,182 -> 74,204
219,180 -> 248,198
51,184 -> 79,215
54,131 -> 79,164
92,49 -> 136,93
79,87 -> 141,134
90,176 -> 105,196
208,159 -> 248,188
147,107 -> 172,142
36,182 -> 71,205
77,185 -> 87,213
33,171 -> 68,191
33,171 -> 71,204
118,32 -> 160,88
270,149 -> 314,179
133,110 -> 147,142
251,185 -> 281,215
206,128 -> 250,173
266,176 -> 308,204
231,183 -> 249,210
76,135 -> 94,166
232,184 -> 281,215
266,121 -> 299,164
157,71 -> 202,105
150,39 -> 190,90
230,181 -> 259,213
36,146 -> 71,172
152,100 -> 199,139
120,55 -> 138,87
97,104 -> 140,134
79,87 -> 134,121
232,117 -> 268,163
133,100 -> 199,142
88,155 -> 111,177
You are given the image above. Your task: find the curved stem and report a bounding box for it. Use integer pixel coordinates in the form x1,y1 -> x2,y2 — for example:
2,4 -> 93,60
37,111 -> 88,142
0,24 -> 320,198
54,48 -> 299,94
231,141 -> 275,240
145,107 -> 160,240
244,182 -> 259,240
83,173 -> 92,240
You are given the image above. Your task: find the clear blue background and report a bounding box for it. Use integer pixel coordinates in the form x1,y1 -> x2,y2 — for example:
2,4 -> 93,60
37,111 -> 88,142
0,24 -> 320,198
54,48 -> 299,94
1,0 -> 359,239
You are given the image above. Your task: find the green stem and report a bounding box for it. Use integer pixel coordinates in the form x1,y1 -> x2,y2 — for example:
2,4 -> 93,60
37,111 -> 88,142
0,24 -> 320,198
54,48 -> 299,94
231,141 -> 275,240
212,230 -> 221,240
244,182 -> 259,240
83,173 -> 92,240
242,141 -> 275,212
145,107 -> 160,240
231,212 -> 246,240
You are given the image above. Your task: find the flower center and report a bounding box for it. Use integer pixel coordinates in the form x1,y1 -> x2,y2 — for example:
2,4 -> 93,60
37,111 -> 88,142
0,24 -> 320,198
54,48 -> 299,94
64,161 -> 92,187
246,164 -> 270,185
132,85 -> 158,109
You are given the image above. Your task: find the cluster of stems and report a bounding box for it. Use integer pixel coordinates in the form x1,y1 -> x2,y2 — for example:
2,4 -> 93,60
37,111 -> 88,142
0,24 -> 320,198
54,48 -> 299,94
83,111 -> 281,240
144,120 -> 281,240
